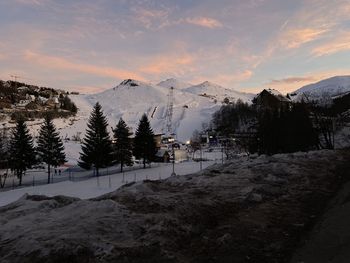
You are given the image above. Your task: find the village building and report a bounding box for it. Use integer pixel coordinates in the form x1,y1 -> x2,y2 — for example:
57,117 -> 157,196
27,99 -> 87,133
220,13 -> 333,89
253,88 -> 291,111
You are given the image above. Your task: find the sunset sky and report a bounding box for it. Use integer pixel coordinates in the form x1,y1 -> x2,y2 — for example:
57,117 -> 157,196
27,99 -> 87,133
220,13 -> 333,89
0,0 -> 350,94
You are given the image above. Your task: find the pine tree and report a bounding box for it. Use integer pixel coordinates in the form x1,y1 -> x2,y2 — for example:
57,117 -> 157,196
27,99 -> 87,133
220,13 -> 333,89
8,118 -> 36,186
78,102 -> 113,176
0,126 -> 10,188
113,118 -> 133,172
133,114 -> 156,169
37,114 -> 66,184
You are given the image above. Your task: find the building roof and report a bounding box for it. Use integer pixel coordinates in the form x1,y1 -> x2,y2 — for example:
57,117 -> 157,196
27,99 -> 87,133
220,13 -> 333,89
255,89 -> 291,103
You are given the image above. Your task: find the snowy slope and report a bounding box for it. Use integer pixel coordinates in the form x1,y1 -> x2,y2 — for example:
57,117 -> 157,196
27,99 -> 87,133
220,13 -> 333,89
184,81 -> 255,102
62,79 -> 254,144
0,78 -> 253,165
157,78 -> 192,90
289,76 -> 350,101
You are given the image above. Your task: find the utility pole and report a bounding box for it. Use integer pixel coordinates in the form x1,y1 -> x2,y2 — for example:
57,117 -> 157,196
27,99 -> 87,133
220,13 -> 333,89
10,75 -> 20,83
171,143 -> 176,176
200,144 -> 202,171
10,75 -> 20,91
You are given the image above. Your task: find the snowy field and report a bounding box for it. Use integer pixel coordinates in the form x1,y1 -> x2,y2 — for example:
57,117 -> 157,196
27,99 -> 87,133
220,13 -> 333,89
0,160 -> 217,207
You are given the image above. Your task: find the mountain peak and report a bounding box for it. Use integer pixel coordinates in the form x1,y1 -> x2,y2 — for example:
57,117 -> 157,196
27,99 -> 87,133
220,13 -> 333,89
157,78 -> 192,90
198,81 -> 217,87
119,79 -> 141,86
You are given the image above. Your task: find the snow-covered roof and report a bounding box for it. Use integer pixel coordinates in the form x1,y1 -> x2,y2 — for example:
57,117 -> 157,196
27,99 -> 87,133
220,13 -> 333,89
263,89 -> 291,102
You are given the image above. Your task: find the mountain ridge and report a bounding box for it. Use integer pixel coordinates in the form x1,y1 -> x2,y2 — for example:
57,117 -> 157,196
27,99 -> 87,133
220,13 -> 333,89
290,75 -> 350,101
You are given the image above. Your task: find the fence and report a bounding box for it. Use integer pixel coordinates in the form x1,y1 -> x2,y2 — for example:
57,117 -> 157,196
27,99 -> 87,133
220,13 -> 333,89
0,162 -> 165,192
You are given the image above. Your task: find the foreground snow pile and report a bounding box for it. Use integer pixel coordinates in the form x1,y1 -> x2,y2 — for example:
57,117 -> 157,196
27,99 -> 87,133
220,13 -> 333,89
0,149 -> 349,263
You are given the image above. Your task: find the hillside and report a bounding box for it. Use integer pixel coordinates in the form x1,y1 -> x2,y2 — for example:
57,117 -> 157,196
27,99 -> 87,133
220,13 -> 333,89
289,76 -> 350,101
183,81 -> 254,102
0,79 -> 77,121
64,79 -> 254,142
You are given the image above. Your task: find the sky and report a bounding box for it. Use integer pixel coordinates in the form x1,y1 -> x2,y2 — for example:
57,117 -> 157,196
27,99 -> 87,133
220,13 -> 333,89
0,0 -> 350,94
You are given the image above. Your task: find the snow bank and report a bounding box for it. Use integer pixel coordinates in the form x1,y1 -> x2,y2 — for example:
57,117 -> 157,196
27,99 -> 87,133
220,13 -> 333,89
0,149 -> 349,262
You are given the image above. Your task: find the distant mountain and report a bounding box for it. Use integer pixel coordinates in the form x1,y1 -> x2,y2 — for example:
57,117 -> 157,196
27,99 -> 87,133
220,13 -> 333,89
184,81 -> 255,102
64,78 -> 254,142
157,78 -> 192,90
289,76 -> 350,101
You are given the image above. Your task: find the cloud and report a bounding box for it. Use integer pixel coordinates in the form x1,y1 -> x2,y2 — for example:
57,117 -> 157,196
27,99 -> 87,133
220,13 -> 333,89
268,76 -> 316,85
24,50 -> 145,81
215,70 -> 253,84
279,27 -> 329,49
186,17 -> 223,29
131,7 -> 170,29
139,53 -> 195,76
311,32 -> 350,57
15,0 -> 47,5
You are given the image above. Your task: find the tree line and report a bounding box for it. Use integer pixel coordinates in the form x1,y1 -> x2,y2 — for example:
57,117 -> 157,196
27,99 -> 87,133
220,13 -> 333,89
79,102 -> 157,176
0,102 -> 157,188
0,114 -> 66,187
208,97 -> 340,155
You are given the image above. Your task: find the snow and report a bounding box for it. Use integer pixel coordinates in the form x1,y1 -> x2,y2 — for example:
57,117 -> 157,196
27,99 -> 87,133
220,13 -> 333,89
265,88 -> 284,97
41,78 -> 254,163
0,160 -> 217,207
0,78 -> 254,168
183,81 -> 254,102
0,148 -> 348,262
65,79 -> 253,143
290,75 -> 350,101
157,78 -> 192,90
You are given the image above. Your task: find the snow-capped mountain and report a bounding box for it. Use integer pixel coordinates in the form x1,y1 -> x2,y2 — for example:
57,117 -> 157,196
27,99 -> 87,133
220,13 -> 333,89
184,81 -> 254,102
64,79 -> 254,143
289,76 -> 350,101
157,78 -> 192,90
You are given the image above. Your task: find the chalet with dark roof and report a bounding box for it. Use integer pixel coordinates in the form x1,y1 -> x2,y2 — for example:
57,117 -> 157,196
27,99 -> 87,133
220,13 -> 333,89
253,89 -> 291,110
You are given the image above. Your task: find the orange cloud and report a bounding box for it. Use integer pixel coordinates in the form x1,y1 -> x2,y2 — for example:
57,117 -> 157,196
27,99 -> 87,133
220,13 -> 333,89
268,76 -> 316,85
139,53 -> 195,75
186,17 -> 223,29
214,70 -> 253,84
312,32 -> 350,57
279,28 -> 329,49
24,50 -> 145,81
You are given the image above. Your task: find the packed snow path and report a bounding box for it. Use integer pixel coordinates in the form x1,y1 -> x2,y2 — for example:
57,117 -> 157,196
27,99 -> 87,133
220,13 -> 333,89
0,160 -> 216,207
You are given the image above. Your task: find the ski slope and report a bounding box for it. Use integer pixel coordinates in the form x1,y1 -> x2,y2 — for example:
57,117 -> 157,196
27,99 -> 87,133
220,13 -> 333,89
0,78 -> 254,165
61,78 -> 254,142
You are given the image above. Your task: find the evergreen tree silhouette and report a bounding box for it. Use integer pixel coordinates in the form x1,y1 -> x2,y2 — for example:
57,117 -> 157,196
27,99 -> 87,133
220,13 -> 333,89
113,118 -> 133,172
133,114 -> 156,169
8,117 -> 36,185
37,114 -> 66,184
79,102 -> 113,176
